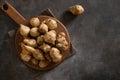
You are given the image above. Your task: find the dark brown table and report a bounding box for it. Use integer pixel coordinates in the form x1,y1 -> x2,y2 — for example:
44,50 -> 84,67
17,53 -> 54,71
0,0 -> 120,80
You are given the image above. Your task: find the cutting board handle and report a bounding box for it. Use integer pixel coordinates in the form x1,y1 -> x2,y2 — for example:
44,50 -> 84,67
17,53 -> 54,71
1,1 -> 26,25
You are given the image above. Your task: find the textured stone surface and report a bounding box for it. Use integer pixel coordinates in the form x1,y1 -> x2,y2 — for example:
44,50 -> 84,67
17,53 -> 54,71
0,0 -> 120,80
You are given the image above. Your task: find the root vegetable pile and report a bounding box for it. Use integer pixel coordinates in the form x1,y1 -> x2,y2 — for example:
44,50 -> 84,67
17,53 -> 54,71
19,17 -> 69,68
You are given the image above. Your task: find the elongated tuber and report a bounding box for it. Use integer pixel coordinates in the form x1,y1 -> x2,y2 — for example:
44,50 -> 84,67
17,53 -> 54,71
24,38 -> 37,47
33,49 -> 45,60
21,43 -> 36,53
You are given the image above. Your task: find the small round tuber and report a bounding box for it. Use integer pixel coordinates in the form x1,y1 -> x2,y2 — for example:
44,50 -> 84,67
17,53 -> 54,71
39,23 -> 48,34
30,17 -> 40,27
30,27 -> 40,37
69,5 -> 84,15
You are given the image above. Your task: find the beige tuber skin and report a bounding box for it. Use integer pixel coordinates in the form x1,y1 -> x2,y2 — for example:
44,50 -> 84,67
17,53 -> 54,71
31,58 -> 39,65
32,49 -> 45,60
44,30 -> 57,44
56,32 -> 69,51
20,53 -> 31,62
23,38 -> 37,47
39,23 -> 48,34
20,46 -> 32,62
39,60 -> 49,68
20,17 -> 70,67
39,43 -> 51,53
50,47 -> 62,63
21,43 -> 36,53
56,41 -> 68,51
20,24 -> 30,37
43,18 -> 57,30
69,5 -> 84,15
21,43 -> 45,60
37,35 -> 44,45
21,48 -> 32,55
30,17 -> 40,27
30,27 -> 40,37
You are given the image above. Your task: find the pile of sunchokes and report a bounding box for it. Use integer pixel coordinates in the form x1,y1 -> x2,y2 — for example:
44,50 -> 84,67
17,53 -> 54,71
19,17 -> 69,68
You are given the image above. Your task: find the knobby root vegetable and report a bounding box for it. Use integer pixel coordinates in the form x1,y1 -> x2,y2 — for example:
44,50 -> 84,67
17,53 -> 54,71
37,35 -> 44,45
39,23 -> 48,34
20,53 -> 31,62
43,18 -> 57,30
69,5 -> 84,15
33,49 -> 45,60
56,32 -> 69,51
20,24 -> 30,37
30,17 -> 40,27
21,43 -> 36,53
24,38 -> 37,47
39,43 -> 51,53
44,30 -> 56,44
30,27 -> 40,37
31,58 -> 39,65
50,47 -> 62,63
